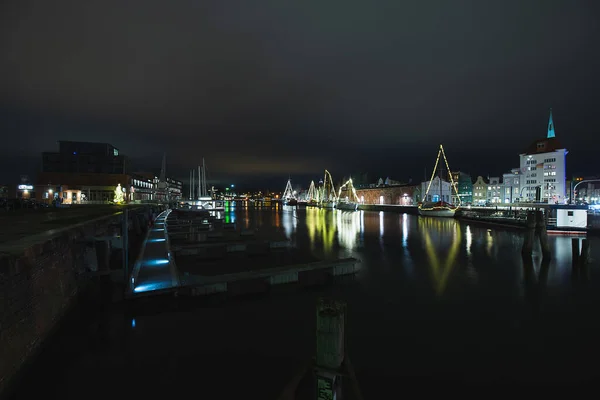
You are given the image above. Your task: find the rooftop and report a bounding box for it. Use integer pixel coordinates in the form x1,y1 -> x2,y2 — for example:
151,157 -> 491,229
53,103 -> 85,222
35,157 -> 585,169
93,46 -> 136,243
522,137 -> 565,155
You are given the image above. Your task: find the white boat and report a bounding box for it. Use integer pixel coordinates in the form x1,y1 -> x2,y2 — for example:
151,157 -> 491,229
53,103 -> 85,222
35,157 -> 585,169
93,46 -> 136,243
318,170 -> 337,210
418,202 -> 457,217
320,200 -> 336,209
336,201 -> 359,211
418,144 -> 460,218
336,178 -> 360,212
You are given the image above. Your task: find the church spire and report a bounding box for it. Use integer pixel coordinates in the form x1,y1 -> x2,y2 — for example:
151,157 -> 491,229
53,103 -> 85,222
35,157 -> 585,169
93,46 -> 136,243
547,108 -> 555,138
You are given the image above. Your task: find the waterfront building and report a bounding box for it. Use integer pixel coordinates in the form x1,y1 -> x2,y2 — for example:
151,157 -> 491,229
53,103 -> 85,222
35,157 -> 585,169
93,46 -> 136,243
518,109 -> 568,203
37,140 -> 182,204
420,177 -> 452,203
451,171 -> 473,205
42,141 -> 127,174
502,168 -> 521,203
487,177 -> 502,204
472,176 -> 488,205
355,184 -> 421,205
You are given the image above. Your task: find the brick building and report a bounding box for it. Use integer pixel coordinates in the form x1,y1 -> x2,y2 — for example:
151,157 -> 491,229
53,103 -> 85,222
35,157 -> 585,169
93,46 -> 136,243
355,184 -> 421,205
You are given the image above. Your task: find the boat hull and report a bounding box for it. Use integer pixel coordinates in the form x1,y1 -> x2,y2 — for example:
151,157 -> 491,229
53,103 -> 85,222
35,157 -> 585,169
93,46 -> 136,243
320,201 -> 336,209
336,202 -> 359,211
418,208 -> 457,218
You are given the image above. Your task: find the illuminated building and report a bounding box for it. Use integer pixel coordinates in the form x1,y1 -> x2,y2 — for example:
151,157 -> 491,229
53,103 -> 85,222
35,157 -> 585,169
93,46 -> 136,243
36,141 -> 182,203
420,176 -> 452,203
486,177 -> 502,204
451,171 -> 473,204
502,168 -> 520,203
518,109 -> 568,203
472,176 -> 488,205
355,184 -> 421,205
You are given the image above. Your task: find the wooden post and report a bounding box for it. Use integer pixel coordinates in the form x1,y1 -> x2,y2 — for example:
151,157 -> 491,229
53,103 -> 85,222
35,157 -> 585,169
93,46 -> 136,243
580,239 -> 590,266
521,211 -> 536,256
315,298 -> 345,400
535,210 -> 551,260
122,208 -> 129,284
571,238 -> 580,268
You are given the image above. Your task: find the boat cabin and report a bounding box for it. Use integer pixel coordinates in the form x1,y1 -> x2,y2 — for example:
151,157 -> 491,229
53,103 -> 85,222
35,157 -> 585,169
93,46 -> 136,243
547,205 -> 588,230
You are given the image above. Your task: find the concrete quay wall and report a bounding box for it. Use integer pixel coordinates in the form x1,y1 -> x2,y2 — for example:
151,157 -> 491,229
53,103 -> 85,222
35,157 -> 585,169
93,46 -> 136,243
0,205 -> 164,395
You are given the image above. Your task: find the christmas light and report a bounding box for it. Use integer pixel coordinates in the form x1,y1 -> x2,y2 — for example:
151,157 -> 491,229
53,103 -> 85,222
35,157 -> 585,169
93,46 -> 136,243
420,144 -> 461,212
114,183 -> 124,204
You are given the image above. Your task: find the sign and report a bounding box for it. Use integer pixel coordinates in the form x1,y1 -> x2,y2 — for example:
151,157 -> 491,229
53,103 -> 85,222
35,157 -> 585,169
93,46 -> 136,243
317,376 -> 334,400
18,185 -> 33,190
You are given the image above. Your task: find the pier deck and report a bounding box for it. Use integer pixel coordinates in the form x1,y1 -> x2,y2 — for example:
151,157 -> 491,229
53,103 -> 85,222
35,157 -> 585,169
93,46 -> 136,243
129,210 -> 180,295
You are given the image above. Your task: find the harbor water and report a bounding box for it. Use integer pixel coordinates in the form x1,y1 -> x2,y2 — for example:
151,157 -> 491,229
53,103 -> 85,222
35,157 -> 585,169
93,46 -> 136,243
9,203 -> 600,398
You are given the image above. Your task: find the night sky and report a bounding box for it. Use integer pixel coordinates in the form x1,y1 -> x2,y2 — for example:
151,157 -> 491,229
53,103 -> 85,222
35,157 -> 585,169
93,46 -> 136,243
1,0 -> 599,189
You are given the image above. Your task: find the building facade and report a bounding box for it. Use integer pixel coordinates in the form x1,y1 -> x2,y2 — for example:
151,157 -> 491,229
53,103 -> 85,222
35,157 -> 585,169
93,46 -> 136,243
472,176 -> 488,205
451,171 -> 473,205
42,141 -> 127,174
502,168 -> 521,203
420,177 -> 452,203
519,110 -> 568,204
487,177 -> 502,204
355,184 -> 421,205
37,141 -> 182,204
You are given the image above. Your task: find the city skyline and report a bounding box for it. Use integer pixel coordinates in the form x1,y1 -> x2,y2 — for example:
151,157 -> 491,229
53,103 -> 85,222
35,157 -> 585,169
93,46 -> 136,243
1,1 -> 599,186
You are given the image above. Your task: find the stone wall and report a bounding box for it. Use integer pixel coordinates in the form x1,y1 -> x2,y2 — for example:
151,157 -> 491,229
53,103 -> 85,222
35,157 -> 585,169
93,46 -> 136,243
0,205 -> 162,395
356,185 -> 421,205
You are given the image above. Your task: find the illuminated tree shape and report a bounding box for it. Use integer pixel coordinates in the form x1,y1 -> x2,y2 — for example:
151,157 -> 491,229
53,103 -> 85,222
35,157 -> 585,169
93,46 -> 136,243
114,183 -> 124,203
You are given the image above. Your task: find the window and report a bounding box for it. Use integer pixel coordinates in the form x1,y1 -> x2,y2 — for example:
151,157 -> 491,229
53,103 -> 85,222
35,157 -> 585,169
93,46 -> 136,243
568,211 -> 574,217
113,149 -> 119,156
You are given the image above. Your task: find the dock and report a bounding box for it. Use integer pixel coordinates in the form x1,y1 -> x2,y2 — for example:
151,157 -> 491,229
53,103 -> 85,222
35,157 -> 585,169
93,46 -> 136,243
127,208 -> 360,298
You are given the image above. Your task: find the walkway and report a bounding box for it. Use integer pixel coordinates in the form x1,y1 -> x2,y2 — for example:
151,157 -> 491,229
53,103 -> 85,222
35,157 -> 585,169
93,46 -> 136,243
129,210 -> 180,295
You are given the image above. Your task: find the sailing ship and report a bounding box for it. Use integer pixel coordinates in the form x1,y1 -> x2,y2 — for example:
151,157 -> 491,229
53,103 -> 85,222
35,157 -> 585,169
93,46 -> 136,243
282,178 -> 298,206
319,170 -> 337,209
418,144 -> 461,218
306,180 -> 319,207
336,178 -> 360,211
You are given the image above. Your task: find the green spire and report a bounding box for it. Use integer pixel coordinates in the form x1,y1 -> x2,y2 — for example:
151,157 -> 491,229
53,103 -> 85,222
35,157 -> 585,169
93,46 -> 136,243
547,108 -> 555,138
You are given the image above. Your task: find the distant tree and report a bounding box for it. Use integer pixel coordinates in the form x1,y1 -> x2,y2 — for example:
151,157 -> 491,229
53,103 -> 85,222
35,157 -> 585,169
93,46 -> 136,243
114,184 -> 124,204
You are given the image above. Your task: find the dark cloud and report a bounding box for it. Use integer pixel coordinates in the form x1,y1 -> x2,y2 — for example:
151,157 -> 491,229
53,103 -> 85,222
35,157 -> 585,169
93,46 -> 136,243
1,0 -> 599,186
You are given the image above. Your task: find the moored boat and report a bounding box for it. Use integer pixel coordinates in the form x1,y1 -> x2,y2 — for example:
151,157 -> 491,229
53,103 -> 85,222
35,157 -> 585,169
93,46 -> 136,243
336,201 -> 359,211
336,177 -> 360,212
418,144 -> 461,218
418,201 -> 457,217
320,200 -> 336,209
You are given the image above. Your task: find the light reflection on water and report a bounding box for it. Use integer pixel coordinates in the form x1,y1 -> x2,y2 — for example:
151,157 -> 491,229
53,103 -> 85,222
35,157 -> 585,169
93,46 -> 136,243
216,206 -> 597,298
259,207 -> 599,298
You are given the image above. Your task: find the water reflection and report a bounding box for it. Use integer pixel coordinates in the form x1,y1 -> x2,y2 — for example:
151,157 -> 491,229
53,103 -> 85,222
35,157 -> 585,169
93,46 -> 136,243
465,225 -> 472,257
246,207 -> 595,298
302,208 -> 363,256
281,207 -> 298,240
418,217 -> 461,295
402,213 -> 408,248
486,230 -> 494,257
336,210 -> 362,251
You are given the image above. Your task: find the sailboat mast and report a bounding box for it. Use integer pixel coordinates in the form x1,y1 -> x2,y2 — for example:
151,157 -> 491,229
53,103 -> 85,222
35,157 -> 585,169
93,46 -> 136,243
202,158 -> 207,197
439,155 -> 442,202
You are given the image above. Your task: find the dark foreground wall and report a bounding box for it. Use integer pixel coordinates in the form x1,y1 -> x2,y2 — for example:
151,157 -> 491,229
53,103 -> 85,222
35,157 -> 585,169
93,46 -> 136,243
0,205 -> 163,395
